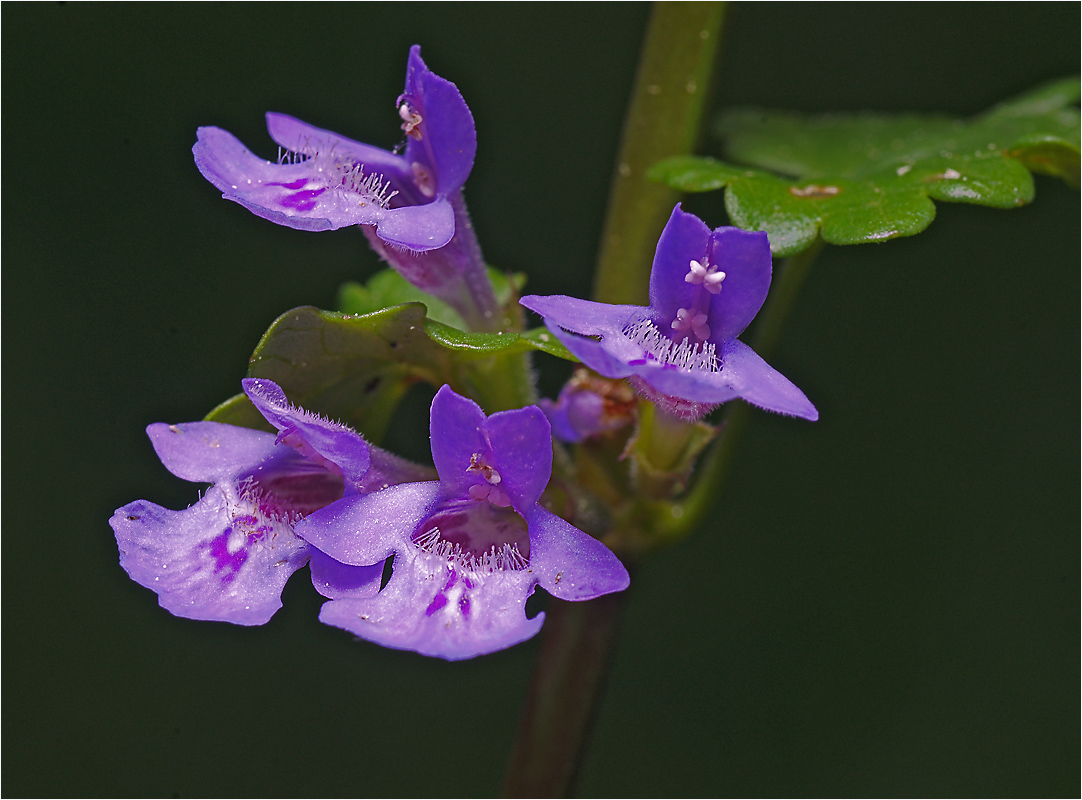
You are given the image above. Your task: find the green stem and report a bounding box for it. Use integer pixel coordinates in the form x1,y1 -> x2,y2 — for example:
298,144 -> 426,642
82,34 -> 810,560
501,593 -> 629,797
502,4 -> 726,795
659,237 -> 826,536
593,2 -> 728,305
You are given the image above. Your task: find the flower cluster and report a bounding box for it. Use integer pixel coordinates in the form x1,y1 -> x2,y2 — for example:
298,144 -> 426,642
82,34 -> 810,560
113,43 -> 817,662
113,380 -> 629,659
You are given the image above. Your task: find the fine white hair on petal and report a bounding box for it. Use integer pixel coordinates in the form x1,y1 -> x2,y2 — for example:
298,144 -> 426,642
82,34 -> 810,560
412,526 -> 529,575
622,318 -> 720,373
276,139 -> 399,209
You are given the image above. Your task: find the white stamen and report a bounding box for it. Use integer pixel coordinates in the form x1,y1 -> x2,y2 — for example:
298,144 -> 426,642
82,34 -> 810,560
685,258 -> 726,294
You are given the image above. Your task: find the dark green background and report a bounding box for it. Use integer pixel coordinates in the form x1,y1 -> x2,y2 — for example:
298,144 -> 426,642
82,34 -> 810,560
4,3 -> 1078,796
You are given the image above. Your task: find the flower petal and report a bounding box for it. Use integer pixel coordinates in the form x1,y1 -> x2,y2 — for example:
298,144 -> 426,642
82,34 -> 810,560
360,446 -> 438,493
309,547 -> 384,600
620,338 -> 814,416
539,394 -> 595,444
716,339 -> 819,420
294,482 -> 443,566
526,507 -> 629,601
629,360 -> 740,404
544,323 -> 637,379
707,227 -> 772,341
194,126 -> 437,241
519,294 -> 641,338
318,550 -> 543,660
242,378 -> 371,488
401,45 -> 476,197
147,421 -> 279,483
648,204 -> 712,319
371,196 -> 455,251
111,487 -> 309,626
264,112 -> 410,180
429,385 -> 489,497
485,405 -> 552,509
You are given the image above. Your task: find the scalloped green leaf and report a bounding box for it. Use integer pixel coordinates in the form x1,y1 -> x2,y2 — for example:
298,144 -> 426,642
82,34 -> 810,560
650,77 -> 1079,256
204,303 -> 578,441
205,303 -> 450,441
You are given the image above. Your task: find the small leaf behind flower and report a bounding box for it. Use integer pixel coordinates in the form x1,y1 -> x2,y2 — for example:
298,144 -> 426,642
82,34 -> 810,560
205,302 -> 578,442
206,304 -> 448,442
337,267 -> 527,328
650,77 -> 1080,256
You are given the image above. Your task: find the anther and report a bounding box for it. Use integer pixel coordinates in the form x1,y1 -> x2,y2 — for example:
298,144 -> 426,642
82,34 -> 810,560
399,102 -> 423,141
685,258 -> 726,294
467,453 -> 502,485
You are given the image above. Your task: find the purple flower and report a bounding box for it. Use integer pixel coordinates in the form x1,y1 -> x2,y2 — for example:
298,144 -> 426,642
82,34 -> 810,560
540,369 -> 638,444
295,385 -> 630,660
520,205 -> 818,422
193,45 -> 497,329
110,379 -> 425,625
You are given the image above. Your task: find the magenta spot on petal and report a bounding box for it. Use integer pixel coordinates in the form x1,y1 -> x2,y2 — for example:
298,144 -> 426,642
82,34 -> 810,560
442,569 -> 459,592
278,188 -> 326,211
267,178 -> 309,190
425,593 -> 448,616
459,593 -> 470,618
463,575 -> 474,590
627,359 -> 648,367
204,528 -> 249,583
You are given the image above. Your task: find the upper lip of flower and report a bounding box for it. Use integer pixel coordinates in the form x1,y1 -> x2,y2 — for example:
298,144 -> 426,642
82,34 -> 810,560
519,204 -> 818,421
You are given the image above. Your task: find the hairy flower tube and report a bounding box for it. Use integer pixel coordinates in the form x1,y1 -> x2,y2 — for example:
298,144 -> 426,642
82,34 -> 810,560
110,379 -> 428,625
193,45 -> 498,329
521,205 -> 818,422
295,385 -> 631,660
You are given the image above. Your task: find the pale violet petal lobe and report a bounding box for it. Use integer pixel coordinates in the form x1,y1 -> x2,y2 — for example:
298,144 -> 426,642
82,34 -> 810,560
147,421 -> 279,484
309,547 -> 384,600
526,507 -> 630,602
295,482 -> 443,567
111,488 -> 309,626
707,227 -> 772,341
648,204 -> 712,318
428,385 -> 489,496
242,378 -> 371,488
318,554 -> 542,661
718,339 -> 818,420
